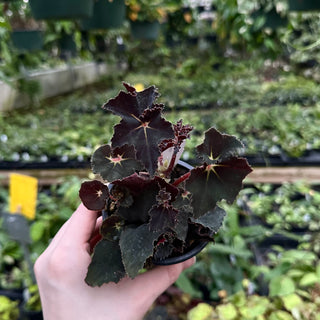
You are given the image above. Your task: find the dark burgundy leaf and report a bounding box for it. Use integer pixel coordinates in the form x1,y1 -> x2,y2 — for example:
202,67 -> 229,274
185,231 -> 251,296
100,215 -> 124,241
119,224 -> 161,278
79,180 -> 109,211
156,188 -> 172,204
159,119 -> 193,152
186,157 -> 252,217
85,239 -> 126,286
155,176 -> 179,200
111,107 -> 174,175
173,209 -> 190,241
172,188 -> 193,211
122,82 -> 137,95
190,206 -> 226,235
109,185 -> 134,208
197,127 -> 245,163
91,144 -> 144,182
113,173 -> 178,199
103,83 -> 160,118
113,174 -> 179,224
113,172 -> 153,196
149,204 -> 178,233
187,223 -> 215,242
114,174 -> 161,223
153,241 -> 175,261
171,189 -> 193,240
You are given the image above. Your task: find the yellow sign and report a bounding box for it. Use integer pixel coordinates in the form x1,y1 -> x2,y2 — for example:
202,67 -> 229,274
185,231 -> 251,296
9,173 -> 38,220
134,83 -> 145,92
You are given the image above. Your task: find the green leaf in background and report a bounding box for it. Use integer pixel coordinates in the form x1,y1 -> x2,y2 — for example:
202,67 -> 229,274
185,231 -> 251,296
286,269 -> 305,278
317,262 -> 320,278
216,303 -> 238,320
0,295 -> 19,320
209,242 -> 252,258
269,276 -> 295,297
299,272 -> 320,287
238,295 -> 269,318
30,221 -> 46,242
281,293 -> 303,312
268,310 -> 294,320
176,271 -> 202,298
187,303 -> 214,320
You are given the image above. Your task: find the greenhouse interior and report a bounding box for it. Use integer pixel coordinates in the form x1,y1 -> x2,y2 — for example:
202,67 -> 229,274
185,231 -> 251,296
1,0 -> 320,319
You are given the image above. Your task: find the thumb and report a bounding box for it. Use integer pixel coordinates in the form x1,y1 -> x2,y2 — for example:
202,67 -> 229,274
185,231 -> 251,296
124,257 -> 196,306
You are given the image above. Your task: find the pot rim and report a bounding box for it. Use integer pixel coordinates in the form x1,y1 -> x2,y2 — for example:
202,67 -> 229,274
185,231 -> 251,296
152,240 -> 209,266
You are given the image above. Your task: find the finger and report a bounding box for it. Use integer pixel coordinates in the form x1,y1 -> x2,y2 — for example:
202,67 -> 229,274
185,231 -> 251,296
38,203 -> 95,256
41,214 -> 73,254
64,203 -> 99,246
93,216 -> 103,235
117,257 -> 196,307
88,216 -> 103,253
89,233 -> 102,253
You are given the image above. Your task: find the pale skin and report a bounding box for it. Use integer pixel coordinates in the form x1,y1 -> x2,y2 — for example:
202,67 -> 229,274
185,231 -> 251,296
34,203 -> 196,320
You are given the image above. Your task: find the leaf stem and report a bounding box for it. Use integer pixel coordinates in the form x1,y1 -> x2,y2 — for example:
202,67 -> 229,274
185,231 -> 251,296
172,171 -> 191,187
163,152 -> 177,178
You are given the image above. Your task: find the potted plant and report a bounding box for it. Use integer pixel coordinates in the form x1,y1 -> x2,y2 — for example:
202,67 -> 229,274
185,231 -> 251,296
81,0 -> 126,31
0,295 -> 19,320
44,21 -> 80,59
288,0 -> 320,11
20,284 -> 42,320
126,0 -> 166,40
4,1 -> 44,52
251,7 -> 288,30
79,82 -> 252,286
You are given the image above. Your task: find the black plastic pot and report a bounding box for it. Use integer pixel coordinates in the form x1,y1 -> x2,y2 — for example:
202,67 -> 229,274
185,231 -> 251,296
11,30 -> 43,52
19,307 -> 43,320
81,0 -> 125,30
58,34 -> 77,58
251,8 -> 288,30
29,0 -> 93,20
0,288 -> 23,301
153,240 -> 209,266
288,0 -> 320,11
130,20 -> 160,40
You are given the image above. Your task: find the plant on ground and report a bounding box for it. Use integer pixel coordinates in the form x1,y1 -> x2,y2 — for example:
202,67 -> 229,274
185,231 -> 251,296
248,182 -> 320,231
23,284 -> 41,312
175,196 -> 268,300
186,246 -> 320,320
126,0 -> 169,23
0,295 -> 19,320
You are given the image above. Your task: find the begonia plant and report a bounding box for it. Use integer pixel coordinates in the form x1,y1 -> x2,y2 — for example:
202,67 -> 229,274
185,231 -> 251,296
79,82 -> 252,286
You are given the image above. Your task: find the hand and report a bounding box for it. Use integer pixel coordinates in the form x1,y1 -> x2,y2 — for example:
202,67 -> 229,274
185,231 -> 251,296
34,203 -> 195,320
